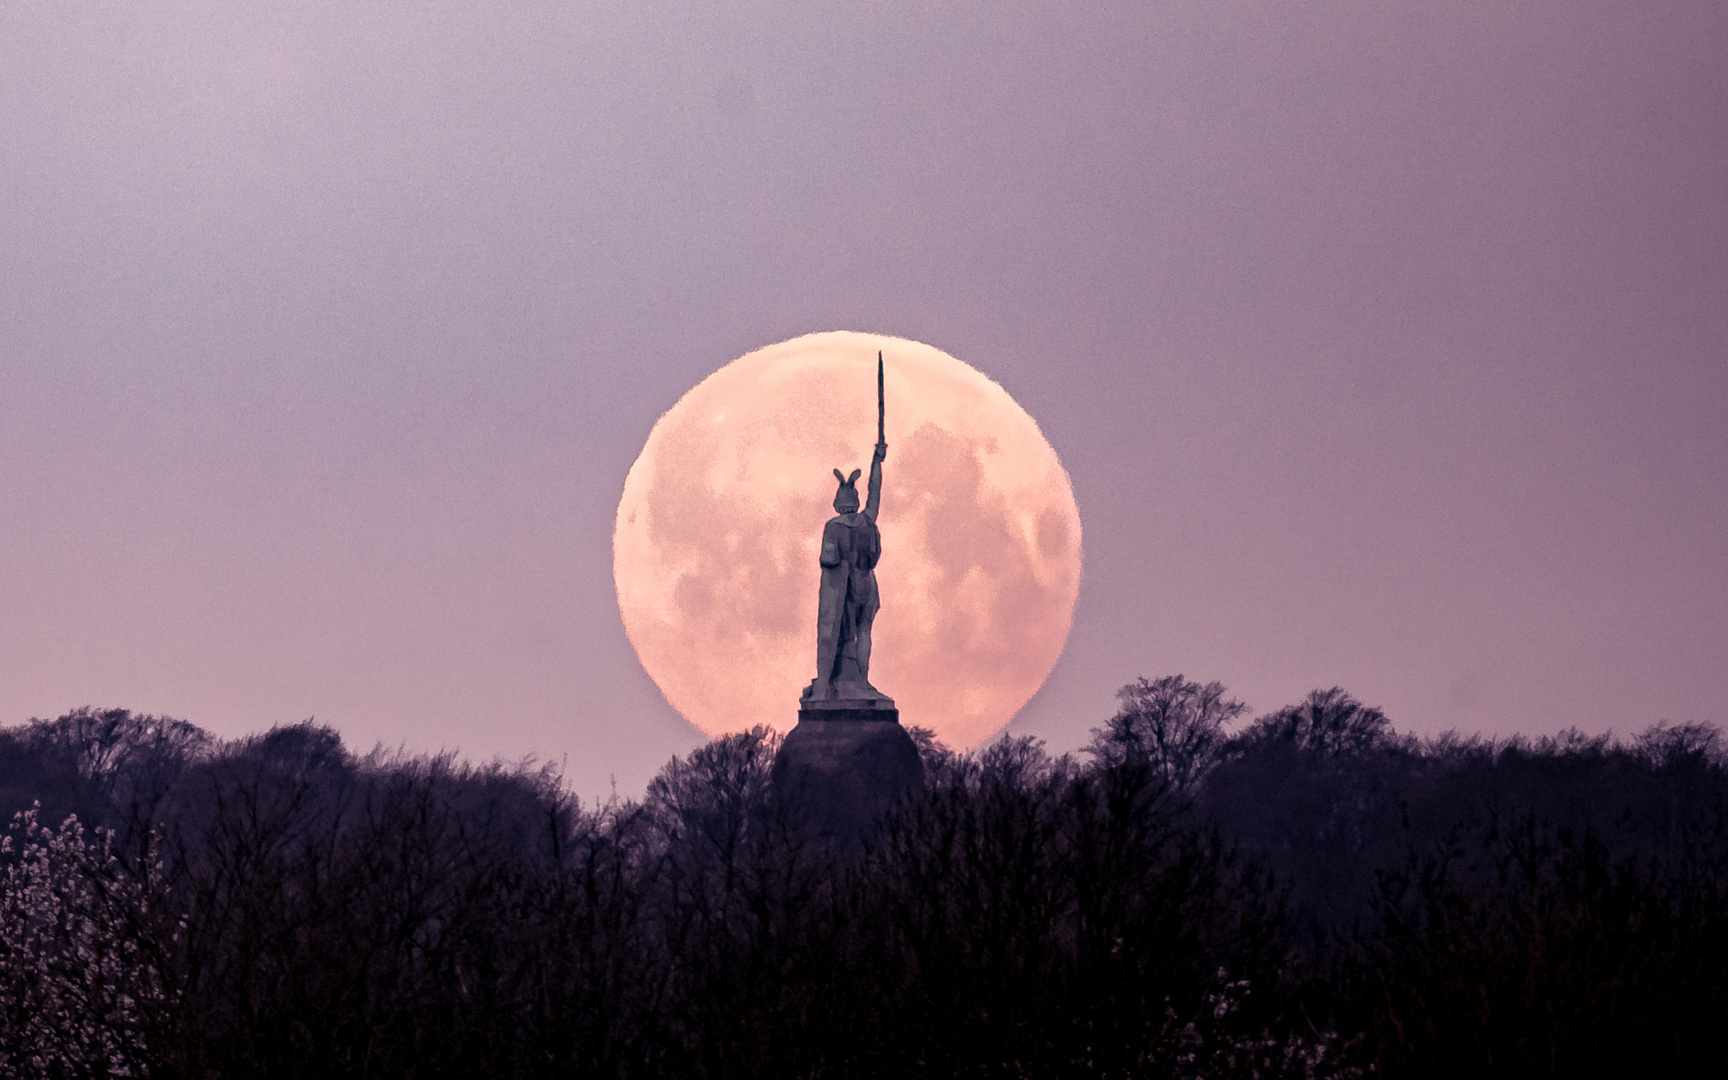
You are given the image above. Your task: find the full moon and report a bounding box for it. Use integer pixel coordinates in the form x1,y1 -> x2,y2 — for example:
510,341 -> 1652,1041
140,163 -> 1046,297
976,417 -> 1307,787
613,331 -> 1082,749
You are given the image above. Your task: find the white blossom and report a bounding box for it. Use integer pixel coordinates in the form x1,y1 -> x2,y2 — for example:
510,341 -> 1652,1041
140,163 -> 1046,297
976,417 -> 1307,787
0,805 -> 167,1078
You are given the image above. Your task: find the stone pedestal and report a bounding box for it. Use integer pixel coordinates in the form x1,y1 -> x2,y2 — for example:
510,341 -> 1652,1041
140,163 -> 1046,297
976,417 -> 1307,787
771,711 -> 923,840
797,697 -> 900,724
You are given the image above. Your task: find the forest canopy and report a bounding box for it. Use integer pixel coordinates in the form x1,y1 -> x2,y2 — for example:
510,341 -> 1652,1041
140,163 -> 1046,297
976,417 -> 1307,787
2,683 -> 1725,1079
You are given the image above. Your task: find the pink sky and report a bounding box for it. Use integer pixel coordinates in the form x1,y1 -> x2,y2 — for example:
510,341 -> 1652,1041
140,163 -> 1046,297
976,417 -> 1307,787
2,1 -> 1723,798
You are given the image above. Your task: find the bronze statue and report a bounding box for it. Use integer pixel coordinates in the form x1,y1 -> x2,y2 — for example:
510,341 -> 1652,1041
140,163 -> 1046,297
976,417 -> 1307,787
803,354 -> 892,706
777,351 -> 917,836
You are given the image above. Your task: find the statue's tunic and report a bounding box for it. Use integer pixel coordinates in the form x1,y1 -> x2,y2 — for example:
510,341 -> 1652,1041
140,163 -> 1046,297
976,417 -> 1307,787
815,511 -> 880,688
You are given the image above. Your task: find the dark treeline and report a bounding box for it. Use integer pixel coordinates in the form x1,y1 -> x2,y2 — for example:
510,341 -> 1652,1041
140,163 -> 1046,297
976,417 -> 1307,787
2,681 -> 1725,1079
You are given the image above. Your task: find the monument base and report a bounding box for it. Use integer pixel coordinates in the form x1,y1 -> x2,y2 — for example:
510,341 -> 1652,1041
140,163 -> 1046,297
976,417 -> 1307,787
771,717 -> 923,840
797,696 -> 900,724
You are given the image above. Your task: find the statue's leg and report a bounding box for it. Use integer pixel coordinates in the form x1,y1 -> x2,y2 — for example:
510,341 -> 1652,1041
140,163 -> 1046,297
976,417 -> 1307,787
856,584 -> 880,682
814,619 -> 839,695
854,609 -> 873,679
840,601 -> 863,680
822,601 -> 850,694
812,575 -> 845,695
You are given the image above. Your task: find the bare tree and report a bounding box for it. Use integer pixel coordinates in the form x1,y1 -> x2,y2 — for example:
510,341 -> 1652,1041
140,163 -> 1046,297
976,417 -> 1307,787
1230,687 -> 1392,758
1089,675 -> 1247,788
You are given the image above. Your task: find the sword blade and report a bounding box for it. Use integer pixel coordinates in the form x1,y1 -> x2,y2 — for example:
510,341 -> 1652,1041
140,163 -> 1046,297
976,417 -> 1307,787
877,352 -> 885,445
